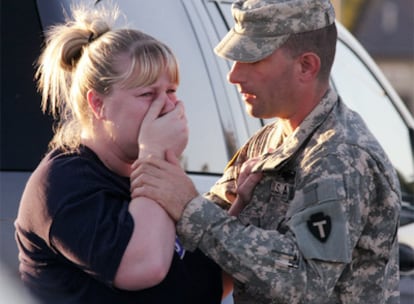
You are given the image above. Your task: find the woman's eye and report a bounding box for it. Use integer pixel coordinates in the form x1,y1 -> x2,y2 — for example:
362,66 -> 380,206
139,92 -> 154,97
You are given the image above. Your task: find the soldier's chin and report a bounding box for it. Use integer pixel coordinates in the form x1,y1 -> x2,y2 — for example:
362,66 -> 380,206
245,104 -> 256,118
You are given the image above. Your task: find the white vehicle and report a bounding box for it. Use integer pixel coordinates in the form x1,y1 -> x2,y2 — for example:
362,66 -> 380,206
1,1 -> 413,303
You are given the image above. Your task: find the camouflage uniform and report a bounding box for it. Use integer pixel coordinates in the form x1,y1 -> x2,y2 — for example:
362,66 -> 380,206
176,88 -> 401,303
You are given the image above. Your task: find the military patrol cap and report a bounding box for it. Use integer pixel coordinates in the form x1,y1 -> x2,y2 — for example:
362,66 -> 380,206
214,0 -> 336,62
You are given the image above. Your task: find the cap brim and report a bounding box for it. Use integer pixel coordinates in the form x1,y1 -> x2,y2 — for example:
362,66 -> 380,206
214,28 -> 290,63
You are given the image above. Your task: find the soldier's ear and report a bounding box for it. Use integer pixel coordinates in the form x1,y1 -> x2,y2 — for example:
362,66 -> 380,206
297,52 -> 321,82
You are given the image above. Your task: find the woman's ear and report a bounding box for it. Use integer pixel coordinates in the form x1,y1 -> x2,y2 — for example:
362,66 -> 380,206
87,89 -> 105,119
297,52 -> 321,82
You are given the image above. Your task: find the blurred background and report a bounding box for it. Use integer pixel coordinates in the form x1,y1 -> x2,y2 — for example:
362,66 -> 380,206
332,0 -> 414,115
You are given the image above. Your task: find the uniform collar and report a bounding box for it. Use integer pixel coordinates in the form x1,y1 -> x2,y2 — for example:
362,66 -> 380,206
253,87 -> 339,172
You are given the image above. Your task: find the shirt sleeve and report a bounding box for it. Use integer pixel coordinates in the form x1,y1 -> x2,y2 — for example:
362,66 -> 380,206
49,190 -> 134,286
43,149 -> 136,287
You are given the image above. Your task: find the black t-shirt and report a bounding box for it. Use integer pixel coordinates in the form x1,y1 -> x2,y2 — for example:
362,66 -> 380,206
15,146 -> 222,304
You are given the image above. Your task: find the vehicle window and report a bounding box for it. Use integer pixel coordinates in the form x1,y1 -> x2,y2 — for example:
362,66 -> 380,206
214,1 -> 276,127
331,40 -> 414,196
216,1 -> 234,25
1,1 -> 54,171
204,0 -> 264,144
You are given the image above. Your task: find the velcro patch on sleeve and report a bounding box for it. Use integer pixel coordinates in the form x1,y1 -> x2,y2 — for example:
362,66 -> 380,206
288,182 -> 351,263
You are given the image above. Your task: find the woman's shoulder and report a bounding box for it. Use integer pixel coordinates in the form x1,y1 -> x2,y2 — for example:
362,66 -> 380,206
40,145 -> 121,195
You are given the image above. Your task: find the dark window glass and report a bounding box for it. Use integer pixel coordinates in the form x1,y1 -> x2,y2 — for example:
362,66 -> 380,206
1,1 -> 55,171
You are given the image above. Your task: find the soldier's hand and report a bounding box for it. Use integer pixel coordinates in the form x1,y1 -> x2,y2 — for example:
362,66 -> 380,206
228,157 -> 262,216
130,150 -> 198,222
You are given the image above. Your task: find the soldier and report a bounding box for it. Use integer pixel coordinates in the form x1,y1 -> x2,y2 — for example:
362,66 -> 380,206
131,0 -> 401,303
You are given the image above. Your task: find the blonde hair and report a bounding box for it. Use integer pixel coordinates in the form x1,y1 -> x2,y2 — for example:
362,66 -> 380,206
36,3 -> 179,150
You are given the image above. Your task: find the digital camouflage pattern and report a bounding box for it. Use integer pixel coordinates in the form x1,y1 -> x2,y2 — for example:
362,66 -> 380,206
214,0 -> 336,62
177,88 -> 401,303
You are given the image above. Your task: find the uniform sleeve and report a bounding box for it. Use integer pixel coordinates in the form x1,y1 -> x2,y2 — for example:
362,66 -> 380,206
176,150 -> 400,303
177,196 -> 307,301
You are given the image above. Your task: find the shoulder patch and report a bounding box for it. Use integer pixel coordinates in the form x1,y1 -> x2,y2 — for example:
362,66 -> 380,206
307,212 -> 331,242
288,199 -> 351,263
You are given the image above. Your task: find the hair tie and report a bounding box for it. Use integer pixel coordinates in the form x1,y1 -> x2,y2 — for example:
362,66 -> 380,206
88,32 -> 95,43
